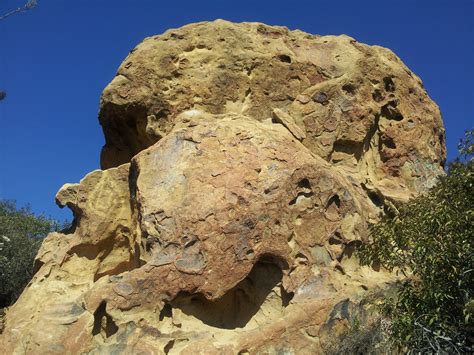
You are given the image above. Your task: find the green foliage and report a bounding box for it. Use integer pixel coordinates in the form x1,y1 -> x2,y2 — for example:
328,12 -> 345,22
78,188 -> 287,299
324,317 -> 393,355
458,128 -> 474,161
359,130 -> 474,353
0,200 -> 58,307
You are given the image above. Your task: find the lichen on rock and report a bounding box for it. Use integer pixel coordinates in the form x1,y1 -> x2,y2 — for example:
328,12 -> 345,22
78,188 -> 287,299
0,20 -> 446,354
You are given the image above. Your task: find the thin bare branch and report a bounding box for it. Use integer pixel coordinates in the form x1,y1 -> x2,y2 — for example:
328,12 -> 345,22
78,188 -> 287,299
0,0 -> 37,21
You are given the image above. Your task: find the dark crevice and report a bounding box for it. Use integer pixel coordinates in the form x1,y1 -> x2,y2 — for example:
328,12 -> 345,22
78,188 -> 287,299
438,132 -> 445,147
276,54 -> 292,63
342,83 -> 356,95
329,231 -> 343,245
361,183 -> 385,208
380,134 -> 396,149
298,178 -> 311,190
381,100 -> 404,121
245,63 -> 256,76
92,301 -> 118,338
383,76 -> 396,92
372,89 -> 384,102
368,190 -> 384,207
128,159 -> 139,206
378,135 -> 395,164
326,194 -> 341,209
159,303 -> 173,321
100,98 -> 169,168
289,176 -> 314,205
281,286 -> 294,307
362,114 -> 380,154
164,340 -> 175,354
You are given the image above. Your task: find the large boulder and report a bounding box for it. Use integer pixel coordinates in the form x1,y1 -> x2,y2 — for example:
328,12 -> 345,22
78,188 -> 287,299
0,20 -> 445,354
99,20 -> 445,202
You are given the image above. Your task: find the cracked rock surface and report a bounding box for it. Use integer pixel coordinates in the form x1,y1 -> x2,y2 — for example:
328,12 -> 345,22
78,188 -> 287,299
0,20 -> 445,354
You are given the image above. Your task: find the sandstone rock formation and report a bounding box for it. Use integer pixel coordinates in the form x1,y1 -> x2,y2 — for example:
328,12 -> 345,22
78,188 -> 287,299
0,20 -> 446,354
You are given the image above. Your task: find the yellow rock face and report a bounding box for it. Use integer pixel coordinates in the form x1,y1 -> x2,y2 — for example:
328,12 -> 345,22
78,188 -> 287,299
0,20 -> 445,354
99,20 -> 445,201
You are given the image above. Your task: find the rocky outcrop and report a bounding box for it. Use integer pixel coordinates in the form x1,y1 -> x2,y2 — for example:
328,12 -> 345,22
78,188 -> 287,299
99,20 -> 445,202
0,20 -> 445,354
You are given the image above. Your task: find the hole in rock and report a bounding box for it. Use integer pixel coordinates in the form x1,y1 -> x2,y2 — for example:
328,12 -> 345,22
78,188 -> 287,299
381,101 -> 404,121
342,83 -> 356,95
92,301 -> 118,338
289,178 -> 314,205
368,190 -> 384,207
276,54 -> 292,63
170,33 -> 185,40
164,340 -> 175,354
244,219 -> 256,230
438,133 -> 444,146
281,286 -> 294,307
372,89 -> 384,102
298,178 -> 312,190
329,232 -> 343,245
160,303 -> 173,321
246,65 -> 254,76
383,76 -> 396,92
170,257 -> 291,329
326,194 -> 341,209
381,135 -> 396,149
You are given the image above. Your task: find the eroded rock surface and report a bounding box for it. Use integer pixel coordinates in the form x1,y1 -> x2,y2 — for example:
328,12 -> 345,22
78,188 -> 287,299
99,20 -> 445,202
0,20 -> 445,354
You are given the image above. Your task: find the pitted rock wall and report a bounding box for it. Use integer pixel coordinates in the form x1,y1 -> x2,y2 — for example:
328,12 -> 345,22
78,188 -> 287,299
0,20 -> 446,354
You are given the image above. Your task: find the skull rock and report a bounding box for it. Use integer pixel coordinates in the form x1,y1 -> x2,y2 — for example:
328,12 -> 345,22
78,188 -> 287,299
0,20 -> 446,354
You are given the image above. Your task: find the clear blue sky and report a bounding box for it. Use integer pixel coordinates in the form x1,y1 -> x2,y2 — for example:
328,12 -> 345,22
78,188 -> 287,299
0,0 -> 473,221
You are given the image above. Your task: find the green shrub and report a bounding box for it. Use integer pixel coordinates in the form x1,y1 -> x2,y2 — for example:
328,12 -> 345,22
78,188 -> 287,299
358,130 -> 474,353
0,201 -> 59,307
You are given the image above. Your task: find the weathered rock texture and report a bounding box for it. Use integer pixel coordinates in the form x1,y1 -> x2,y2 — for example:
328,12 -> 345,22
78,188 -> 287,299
0,20 -> 445,354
